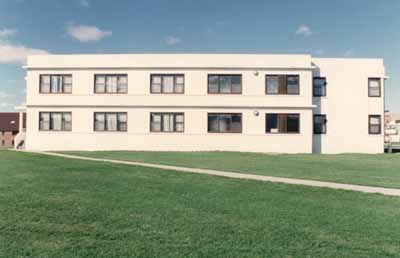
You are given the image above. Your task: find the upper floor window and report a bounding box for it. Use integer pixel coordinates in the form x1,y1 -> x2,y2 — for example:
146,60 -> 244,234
313,77 -> 327,97
39,112 -> 72,131
150,113 -> 184,132
151,74 -> 184,94
313,114 -> 327,134
369,115 -> 381,134
266,75 -> 299,95
40,75 -> 72,93
208,113 -> 242,133
368,78 -> 381,97
266,113 -> 300,133
208,75 -> 242,94
94,112 -> 127,132
94,74 -> 128,93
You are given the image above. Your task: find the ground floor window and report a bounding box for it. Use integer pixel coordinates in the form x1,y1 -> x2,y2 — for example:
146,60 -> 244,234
150,113 -> 184,132
208,113 -> 242,133
94,112 -> 127,132
265,113 -> 300,133
39,112 -> 72,131
313,114 -> 327,134
369,115 -> 381,134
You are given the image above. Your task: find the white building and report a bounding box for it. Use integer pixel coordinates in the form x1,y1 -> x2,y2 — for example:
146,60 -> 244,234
23,54 -> 386,153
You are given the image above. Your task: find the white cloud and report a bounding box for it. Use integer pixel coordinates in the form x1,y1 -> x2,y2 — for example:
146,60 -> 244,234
0,28 -> 17,38
79,0 -> 90,7
0,91 -> 16,110
164,36 -> 181,46
0,41 -> 49,64
0,102 -> 12,108
295,24 -> 312,36
344,48 -> 355,57
0,91 -> 14,99
66,24 -> 112,42
7,79 -> 19,83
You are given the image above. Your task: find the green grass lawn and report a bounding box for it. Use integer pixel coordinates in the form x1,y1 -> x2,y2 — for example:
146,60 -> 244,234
61,151 -> 400,189
1,150 -> 400,257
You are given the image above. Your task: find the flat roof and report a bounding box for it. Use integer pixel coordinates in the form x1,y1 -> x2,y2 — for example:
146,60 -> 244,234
26,53 -> 314,69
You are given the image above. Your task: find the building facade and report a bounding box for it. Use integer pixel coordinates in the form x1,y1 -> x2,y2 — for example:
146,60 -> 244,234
24,54 -> 386,153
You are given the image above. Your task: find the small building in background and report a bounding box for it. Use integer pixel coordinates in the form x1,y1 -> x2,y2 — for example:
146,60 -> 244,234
385,111 -> 400,143
0,112 -> 26,149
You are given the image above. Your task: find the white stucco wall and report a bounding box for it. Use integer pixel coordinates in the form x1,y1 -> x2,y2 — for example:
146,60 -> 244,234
312,58 -> 385,153
26,107 -> 313,153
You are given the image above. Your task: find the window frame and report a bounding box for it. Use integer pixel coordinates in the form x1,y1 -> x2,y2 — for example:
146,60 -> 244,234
368,115 -> 382,135
313,114 -> 327,134
39,74 -> 72,94
368,78 -> 381,97
207,74 -> 242,94
150,112 -> 185,133
313,77 -> 327,97
265,113 -> 300,134
265,75 -> 300,95
93,112 -> 128,132
94,74 -> 128,94
207,113 -> 242,133
38,112 -> 72,131
150,74 -> 185,94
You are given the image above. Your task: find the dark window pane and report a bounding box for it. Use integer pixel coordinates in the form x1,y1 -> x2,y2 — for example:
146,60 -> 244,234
208,115 -> 218,132
313,115 -> 326,134
266,114 -> 278,133
230,114 -> 242,132
313,77 -> 326,96
286,114 -> 299,133
287,76 -> 299,94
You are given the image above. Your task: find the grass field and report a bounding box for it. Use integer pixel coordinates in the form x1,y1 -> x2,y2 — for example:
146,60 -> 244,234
62,151 -> 400,189
1,150 -> 400,258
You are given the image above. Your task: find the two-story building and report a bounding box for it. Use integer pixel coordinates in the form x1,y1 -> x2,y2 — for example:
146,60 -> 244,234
23,54 -> 386,153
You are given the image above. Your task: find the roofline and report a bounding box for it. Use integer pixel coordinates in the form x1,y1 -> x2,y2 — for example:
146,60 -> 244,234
25,66 -> 316,71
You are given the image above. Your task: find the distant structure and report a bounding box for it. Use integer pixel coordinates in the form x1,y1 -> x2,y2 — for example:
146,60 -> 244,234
0,112 -> 26,149
384,111 -> 400,143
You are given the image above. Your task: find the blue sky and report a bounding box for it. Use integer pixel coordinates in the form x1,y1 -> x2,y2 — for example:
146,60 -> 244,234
0,0 -> 399,112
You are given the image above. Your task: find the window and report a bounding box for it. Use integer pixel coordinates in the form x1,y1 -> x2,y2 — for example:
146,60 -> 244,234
313,114 -> 327,134
1,140 -> 4,146
39,112 -> 72,131
313,77 -> 327,97
40,75 -> 72,93
369,115 -> 381,134
94,112 -> 127,132
150,74 -> 184,94
265,114 -> 300,133
266,75 -> 299,95
208,75 -> 242,94
150,113 -> 184,132
94,74 -> 128,93
12,131 -> 18,136
208,113 -> 242,133
368,78 -> 381,97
